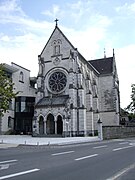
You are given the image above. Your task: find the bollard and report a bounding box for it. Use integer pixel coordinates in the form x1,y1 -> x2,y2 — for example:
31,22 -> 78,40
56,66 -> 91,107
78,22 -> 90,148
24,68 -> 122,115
25,141 -> 26,145
37,142 -> 39,146
97,119 -> 103,141
1,139 -> 3,144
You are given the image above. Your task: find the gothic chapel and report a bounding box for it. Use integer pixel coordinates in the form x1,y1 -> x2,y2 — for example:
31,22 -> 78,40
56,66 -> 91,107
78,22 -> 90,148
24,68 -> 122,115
33,21 -> 120,136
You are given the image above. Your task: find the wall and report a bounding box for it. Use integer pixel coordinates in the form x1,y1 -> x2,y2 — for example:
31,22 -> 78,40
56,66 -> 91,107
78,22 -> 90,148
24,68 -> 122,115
99,75 -> 114,112
100,112 -> 119,126
12,63 -> 36,97
103,126 -> 135,140
98,74 -> 119,126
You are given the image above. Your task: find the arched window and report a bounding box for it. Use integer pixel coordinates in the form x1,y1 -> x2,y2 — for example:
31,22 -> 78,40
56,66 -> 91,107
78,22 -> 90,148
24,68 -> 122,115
19,71 -> 24,82
54,45 -> 60,55
52,39 -> 62,56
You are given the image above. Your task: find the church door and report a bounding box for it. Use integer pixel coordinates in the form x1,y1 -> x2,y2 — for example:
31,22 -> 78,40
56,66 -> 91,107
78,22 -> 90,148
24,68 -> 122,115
46,114 -> 55,134
39,116 -> 44,135
57,115 -> 63,134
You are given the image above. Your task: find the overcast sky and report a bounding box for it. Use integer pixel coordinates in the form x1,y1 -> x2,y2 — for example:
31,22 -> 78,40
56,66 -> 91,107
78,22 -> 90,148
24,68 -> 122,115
0,0 -> 135,109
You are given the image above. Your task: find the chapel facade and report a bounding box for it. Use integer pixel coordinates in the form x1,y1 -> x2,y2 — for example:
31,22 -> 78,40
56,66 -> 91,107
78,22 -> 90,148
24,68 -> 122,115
33,23 -> 120,137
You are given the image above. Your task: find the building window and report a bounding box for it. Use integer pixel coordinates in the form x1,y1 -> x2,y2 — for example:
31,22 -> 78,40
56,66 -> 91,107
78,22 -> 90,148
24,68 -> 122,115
15,96 -> 35,113
48,71 -> 67,93
21,101 -> 26,112
52,39 -> 62,56
19,71 -> 24,83
54,45 -> 60,55
15,102 -> 19,112
8,116 -> 12,128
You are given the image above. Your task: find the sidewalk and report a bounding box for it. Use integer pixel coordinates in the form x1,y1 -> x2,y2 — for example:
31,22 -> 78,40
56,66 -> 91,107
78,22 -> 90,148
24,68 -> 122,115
0,135 -> 100,147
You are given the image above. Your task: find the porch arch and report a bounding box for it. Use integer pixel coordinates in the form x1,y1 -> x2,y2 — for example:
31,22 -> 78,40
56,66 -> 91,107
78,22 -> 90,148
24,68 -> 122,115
46,113 -> 55,134
57,115 -> 63,135
39,116 -> 44,135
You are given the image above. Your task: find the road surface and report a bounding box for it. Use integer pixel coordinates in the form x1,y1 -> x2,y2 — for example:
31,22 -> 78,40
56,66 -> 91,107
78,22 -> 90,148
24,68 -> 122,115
0,138 -> 135,180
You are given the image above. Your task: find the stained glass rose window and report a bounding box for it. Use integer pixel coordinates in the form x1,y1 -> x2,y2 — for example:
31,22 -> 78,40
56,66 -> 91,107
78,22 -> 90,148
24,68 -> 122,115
48,72 -> 67,93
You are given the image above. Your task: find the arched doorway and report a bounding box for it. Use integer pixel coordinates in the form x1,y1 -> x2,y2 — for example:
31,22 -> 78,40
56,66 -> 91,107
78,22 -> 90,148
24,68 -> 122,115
46,114 -> 55,134
39,116 -> 44,135
57,115 -> 63,135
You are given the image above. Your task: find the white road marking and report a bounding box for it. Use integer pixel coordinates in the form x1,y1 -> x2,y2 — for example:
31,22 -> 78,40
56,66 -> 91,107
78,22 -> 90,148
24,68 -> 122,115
0,160 -> 18,164
52,151 -> 74,156
0,168 -> 40,180
106,163 -> 135,180
75,154 -> 98,161
112,139 -> 125,142
113,145 -> 133,151
129,143 -> 135,146
0,164 -> 9,170
119,142 -> 129,145
93,145 -> 107,149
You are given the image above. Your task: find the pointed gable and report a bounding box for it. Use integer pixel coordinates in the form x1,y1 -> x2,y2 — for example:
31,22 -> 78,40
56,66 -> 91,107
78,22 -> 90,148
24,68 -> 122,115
40,26 -> 76,61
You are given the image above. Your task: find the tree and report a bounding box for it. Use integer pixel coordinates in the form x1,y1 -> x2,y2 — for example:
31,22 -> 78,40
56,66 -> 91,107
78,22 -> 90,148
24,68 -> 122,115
0,64 -> 17,117
126,84 -> 135,112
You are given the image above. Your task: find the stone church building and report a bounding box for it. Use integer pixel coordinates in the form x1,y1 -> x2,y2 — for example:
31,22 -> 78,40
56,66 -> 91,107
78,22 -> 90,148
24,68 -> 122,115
33,22 -> 120,137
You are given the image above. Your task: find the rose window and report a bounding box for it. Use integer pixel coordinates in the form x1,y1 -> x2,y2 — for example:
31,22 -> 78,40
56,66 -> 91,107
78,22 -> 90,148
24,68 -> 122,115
48,72 -> 67,93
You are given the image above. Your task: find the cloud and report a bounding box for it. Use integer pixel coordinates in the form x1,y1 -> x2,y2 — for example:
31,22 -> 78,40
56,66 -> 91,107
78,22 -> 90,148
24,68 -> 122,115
0,34 -> 41,76
0,0 -> 112,74
0,0 -> 54,76
0,34 -> 10,42
0,0 -> 53,35
116,45 -> 135,108
62,13 -> 112,59
68,0 -> 85,21
0,0 -> 25,17
41,4 -> 63,19
115,2 -> 135,16
65,27 -> 105,59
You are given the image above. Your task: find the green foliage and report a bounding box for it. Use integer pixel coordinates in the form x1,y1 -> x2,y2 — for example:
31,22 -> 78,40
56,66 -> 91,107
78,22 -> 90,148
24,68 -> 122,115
0,64 -> 17,117
128,113 -> 135,121
126,84 -> 135,112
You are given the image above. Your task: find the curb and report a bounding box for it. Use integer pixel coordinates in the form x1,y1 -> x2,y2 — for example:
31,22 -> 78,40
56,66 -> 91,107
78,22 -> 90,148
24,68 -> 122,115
0,143 -> 19,149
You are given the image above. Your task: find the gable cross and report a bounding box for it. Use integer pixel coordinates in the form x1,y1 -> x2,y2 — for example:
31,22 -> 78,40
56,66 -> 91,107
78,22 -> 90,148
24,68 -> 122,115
54,18 -> 59,27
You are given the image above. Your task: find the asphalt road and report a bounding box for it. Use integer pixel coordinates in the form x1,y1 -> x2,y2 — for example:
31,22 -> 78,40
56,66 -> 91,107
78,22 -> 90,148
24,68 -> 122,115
0,138 -> 135,180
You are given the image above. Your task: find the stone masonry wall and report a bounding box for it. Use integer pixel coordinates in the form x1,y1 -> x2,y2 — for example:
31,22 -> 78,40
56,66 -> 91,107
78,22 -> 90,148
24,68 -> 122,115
103,126 -> 135,140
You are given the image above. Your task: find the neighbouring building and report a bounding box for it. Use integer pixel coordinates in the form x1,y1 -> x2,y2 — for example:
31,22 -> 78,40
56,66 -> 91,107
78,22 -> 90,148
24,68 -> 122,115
1,22 -> 120,136
1,63 -> 36,134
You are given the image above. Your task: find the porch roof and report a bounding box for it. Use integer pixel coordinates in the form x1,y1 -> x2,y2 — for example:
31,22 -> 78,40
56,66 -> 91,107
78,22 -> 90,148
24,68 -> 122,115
35,95 -> 69,107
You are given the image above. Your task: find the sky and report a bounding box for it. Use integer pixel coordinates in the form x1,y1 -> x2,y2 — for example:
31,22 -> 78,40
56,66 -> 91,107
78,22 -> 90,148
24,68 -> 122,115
0,0 -> 135,109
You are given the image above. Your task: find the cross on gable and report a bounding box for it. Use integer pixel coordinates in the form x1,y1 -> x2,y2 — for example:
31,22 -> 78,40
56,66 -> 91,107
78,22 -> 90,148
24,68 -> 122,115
54,18 -> 59,27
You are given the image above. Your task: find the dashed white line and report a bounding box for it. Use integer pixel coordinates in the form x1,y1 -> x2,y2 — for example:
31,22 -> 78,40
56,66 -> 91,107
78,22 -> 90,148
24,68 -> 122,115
93,145 -> 107,149
113,146 -> 133,151
75,154 -> 98,161
0,164 -> 9,170
129,143 -> 135,146
119,142 -> 129,145
106,163 -> 135,180
52,151 -> 74,156
0,168 -> 40,180
0,160 -> 18,164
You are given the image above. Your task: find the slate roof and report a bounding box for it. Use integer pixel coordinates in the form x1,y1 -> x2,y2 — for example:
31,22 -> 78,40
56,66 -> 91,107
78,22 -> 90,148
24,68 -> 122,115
89,57 -> 113,75
36,95 -> 69,107
3,63 -> 19,73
